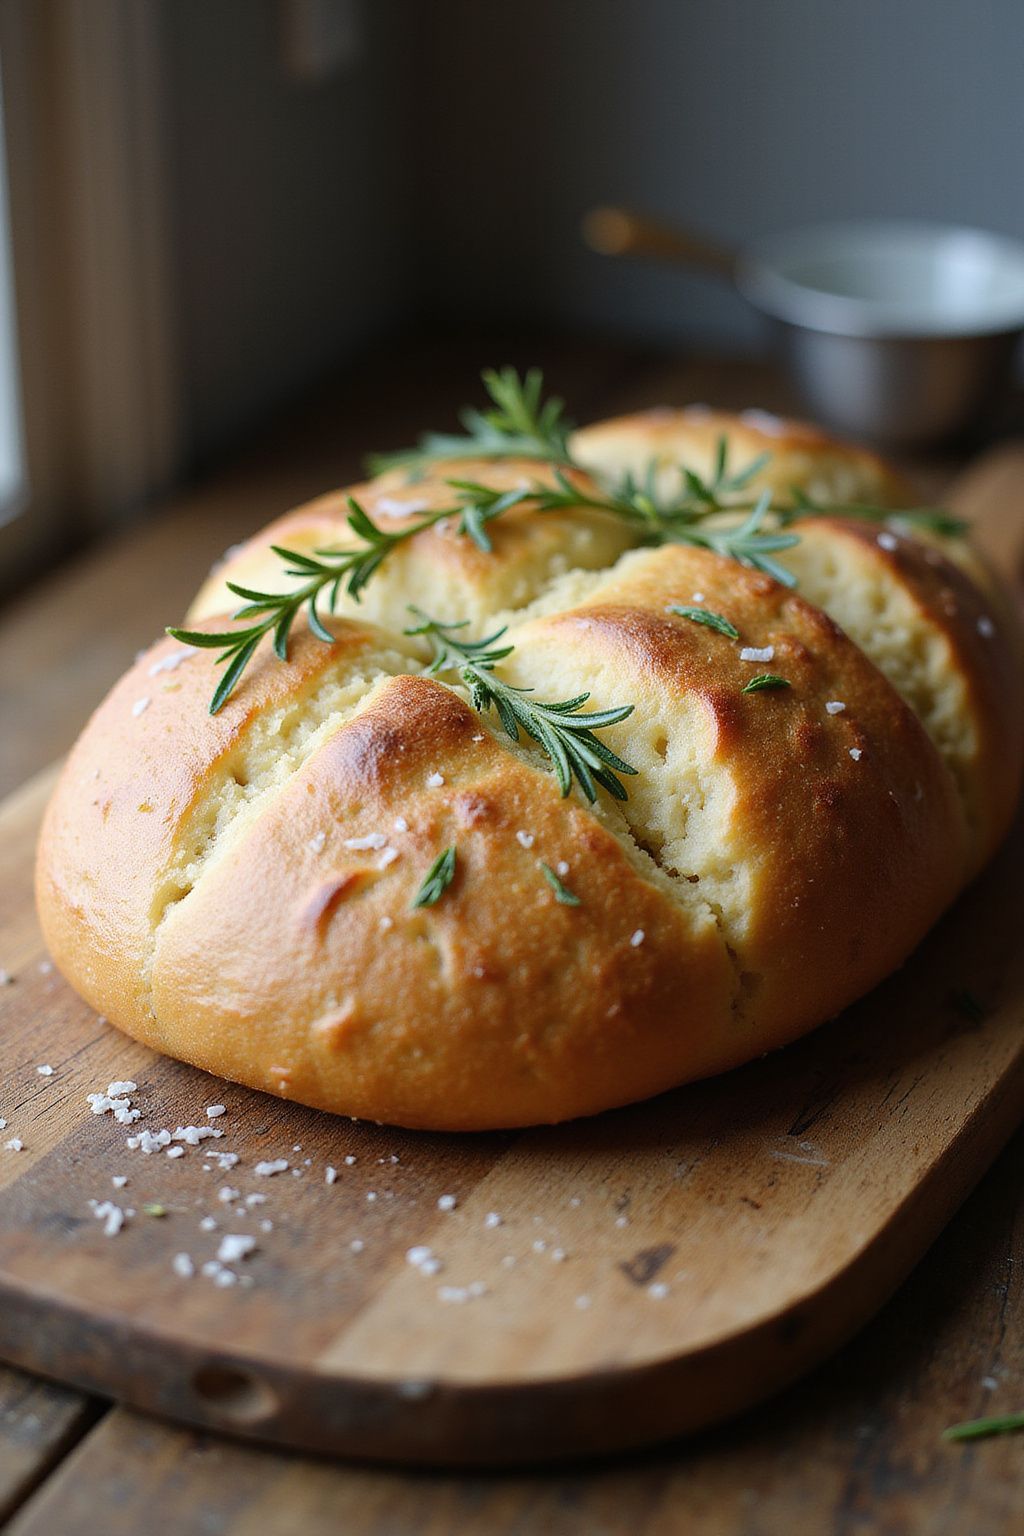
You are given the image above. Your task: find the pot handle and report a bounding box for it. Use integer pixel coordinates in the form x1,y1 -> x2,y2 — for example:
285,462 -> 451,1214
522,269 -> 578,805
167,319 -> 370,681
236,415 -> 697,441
582,206 -> 737,284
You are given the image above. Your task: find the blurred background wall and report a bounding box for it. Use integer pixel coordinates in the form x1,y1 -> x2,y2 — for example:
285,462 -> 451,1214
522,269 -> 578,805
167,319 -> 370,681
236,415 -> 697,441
0,0 -> 1021,579
154,0 -> 1024,467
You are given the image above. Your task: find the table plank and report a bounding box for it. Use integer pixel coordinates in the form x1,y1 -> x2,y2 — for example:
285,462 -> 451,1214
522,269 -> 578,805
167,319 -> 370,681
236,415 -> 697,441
0,1366 -> 98,1528
7,1123 -> 1024,1536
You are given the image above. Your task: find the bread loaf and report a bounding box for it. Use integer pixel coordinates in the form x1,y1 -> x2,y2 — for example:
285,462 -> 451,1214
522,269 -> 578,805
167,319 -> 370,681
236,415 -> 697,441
37,405 -> 1023,1129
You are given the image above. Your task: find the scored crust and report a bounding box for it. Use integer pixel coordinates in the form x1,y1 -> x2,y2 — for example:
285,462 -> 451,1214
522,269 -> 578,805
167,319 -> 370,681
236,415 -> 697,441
36,413 -> 1024,1129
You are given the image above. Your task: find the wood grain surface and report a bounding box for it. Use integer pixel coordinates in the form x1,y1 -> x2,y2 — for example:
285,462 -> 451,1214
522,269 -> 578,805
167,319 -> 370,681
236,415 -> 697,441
2,432 -> 1024,1471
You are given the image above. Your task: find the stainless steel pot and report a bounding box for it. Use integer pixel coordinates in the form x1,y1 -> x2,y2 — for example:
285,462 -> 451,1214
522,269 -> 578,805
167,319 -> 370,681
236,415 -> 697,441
584,210 -> 1024,447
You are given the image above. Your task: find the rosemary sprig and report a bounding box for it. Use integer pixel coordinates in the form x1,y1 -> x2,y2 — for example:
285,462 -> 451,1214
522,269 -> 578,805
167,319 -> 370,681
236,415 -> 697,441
780,487 -> 968,537
405,609 -> 637,802
412,846 -> 457,908
368,367 -> 573,476
168,484 -> 532,713
943,1411 -> 1024,1442
534,471 -> 801,586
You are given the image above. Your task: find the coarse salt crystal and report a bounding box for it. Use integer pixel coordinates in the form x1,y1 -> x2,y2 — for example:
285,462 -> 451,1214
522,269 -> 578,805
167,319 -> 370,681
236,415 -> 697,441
343,832 -> 387,851
849,747 -> 863,761
691,592 -> 705,602
199,1216 -> 217,1232
630,929 -> 645,947
166,1146 -> 185,1159
308,830 -> 327,855
515,831 -> 535,849
0,970 -> 11,986
978,615 -> 995,638
148,649 -> 192,677
556,860 -> 570,877
245,1193 -> 266,1207
825,701 -> 846,715
107,1081 -> 137,1096
206,1150 -> 239,1170
426,771 -> 445,788
0,1118 -> 5,1130
378,846 -> 399,868
131,697 -> 151,718
379,915 -> 394,931
437,1194 -> 457,1212
484,1212 -> 502,1229
218,1186 -> 240,1204
36,1065 -> 54,1077
877,531 -> 899,551
89,1200 -> 126,1236
217,1234 -> 257,1264
172,1253 -> 195,1278
205,1105 -> 226,1119
111,1175 -> 128,1189
5,1138 -> 23,1152
254,1159 -> 289,1177
393,816 -> 409,833
172,1125 -> 223,1145
325,1166 -> 338,1185
126,1129 -> 171,1154
648,1282 -> 669,1299
39,959 -> 53,975
406,1245 -> 434,1269
739,645 -> 774,663
344,1154 -> 357,1166
350,1238 -> 364,1253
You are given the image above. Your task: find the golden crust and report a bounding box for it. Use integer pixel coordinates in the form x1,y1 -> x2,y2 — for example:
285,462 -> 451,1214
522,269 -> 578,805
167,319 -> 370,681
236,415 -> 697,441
35,407 -> 1024,1129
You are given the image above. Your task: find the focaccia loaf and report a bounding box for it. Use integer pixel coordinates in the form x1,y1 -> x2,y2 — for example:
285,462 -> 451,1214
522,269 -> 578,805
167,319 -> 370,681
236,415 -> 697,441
36,410 -> 1023,1129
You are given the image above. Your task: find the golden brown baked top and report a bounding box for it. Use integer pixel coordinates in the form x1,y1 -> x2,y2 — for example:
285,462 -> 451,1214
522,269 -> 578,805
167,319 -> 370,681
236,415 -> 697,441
36,387 -> 1024,1129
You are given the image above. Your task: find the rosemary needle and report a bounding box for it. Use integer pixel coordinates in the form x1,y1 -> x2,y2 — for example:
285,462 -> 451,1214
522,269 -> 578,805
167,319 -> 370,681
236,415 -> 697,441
412,846 -> 457,909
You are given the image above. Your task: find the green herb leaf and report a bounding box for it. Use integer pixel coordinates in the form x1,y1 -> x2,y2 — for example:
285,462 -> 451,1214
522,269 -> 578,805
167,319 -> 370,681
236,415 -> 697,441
741,673 -> 791,694
540,862 -> 581,906
667,605 -> 740,640
367,368 -> 573,475
412,845 -> 458,909
406,608 -> 637,803
142,1203 -> 167,1218
169,482 -> 533,713
943,1412 -> 1024,1442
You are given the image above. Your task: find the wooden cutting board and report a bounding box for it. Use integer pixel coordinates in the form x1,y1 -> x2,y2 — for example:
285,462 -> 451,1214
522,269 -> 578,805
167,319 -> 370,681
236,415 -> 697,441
1,446 -> 1024,1468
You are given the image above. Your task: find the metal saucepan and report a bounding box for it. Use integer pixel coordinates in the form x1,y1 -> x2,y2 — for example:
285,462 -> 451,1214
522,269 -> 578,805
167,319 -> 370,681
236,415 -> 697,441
584,207 -> 1024,447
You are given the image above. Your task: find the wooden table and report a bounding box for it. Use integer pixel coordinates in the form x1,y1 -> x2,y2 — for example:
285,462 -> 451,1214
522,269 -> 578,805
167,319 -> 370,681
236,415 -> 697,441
2,336 -> 1022,1535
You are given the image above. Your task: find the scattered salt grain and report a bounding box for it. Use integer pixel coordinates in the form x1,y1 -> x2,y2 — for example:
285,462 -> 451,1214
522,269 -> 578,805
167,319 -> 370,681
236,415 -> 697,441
112,1175 -> 128,1189
218,1186 -> 241,1204
199,1216 -> 218,1232
551,1248 -> 567,1262
166,1146 -> 185,1159
325,1165 -> 338,1185
426,771 -> 445,788
849,747 -> 863,762
245,1193 -> 266,1207
254,1159 -> 289,1177
484,1212 -> 503,1229
131,697 -> 151,718
148,649 -> 192,677
36,1064 -> 54,1077
89,1200 -> 127,1237
978,615 -> 996,638
126,1129 -> 171,1154
0,969 -> 13,985
259,1219 -> 273,1233
691,591 -> 705,602
630,929 -> 645,947
575,1294 -> 592,1310
172,1125 -> 223,1145
365,1190 -> 377,1202
515,830 -> 535,850
556,860 -> 570,877
344,1154 -> 357,1166
393,816 -> 409,833
38,960 -> 53,976
877,531 -> 899,551
308,830 -> 327,855
406,1245 -> 442,1276
350,1238 -> 365,1253
0,1118 -> 5,1130
217,1234 -> 257,1265
343,832 -> 387,851
739,645 -> 774,664
825,700 -> 846,715
205,1105 -> 226,1119
615,1215 -> 629,1228
437,1194 -> 457,1212
5,1138 -> 23,1152
378,846 -> 399,868
379,915 -> 394,932
532,1239 -> 548,1253
648,1282 -> 669,1300
206,1150 -> 239,1171
172,1253 -> 195,1278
